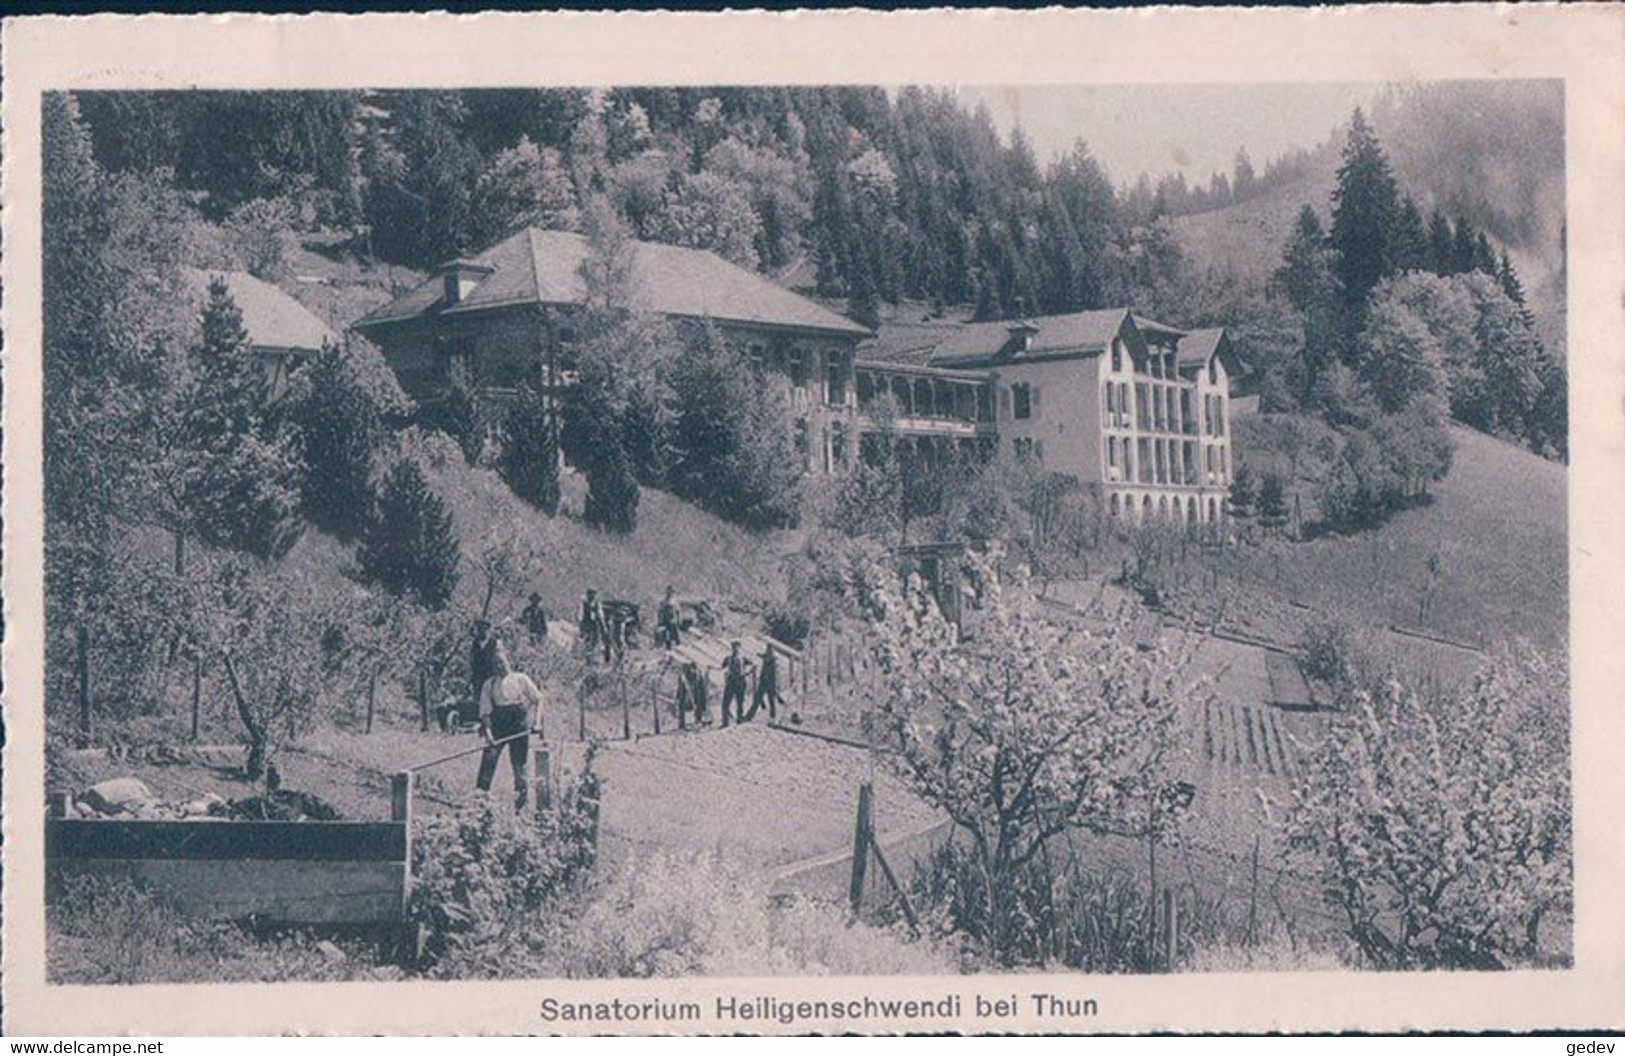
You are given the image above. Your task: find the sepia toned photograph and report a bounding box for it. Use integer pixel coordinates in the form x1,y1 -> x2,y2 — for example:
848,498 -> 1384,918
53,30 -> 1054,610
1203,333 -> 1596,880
3,8 -> 1622,1037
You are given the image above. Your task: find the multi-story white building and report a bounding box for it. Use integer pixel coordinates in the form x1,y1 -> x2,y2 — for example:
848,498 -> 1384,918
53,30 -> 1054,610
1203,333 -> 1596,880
856,309 -> 1241,525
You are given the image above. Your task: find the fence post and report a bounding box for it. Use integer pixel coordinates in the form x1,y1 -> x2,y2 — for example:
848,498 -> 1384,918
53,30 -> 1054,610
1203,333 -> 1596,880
391,770 -> 415,916
848,782 -> 873,917
190,657 -> 203,743
50,791 -> 73,818
579,685 -> 588,741
533,743 -> 552,816
366,665 -> 378,735
1162,887 -> 1178,971
621,677 -> 631,740
418,672 -> 429,733
1246,836 -> 1261,947
651,674 -> 662,736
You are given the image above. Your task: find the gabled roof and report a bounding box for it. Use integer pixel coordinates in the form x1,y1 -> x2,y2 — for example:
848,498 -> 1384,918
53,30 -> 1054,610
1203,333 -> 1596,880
926,309 -> 1134,368
182,268 -> 338,352
353,228 -> 872,339
1176,328 -> 1243,377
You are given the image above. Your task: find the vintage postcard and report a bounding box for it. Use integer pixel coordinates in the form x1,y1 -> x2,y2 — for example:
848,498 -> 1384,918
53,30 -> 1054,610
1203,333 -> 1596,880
3,6 -> 1623,1037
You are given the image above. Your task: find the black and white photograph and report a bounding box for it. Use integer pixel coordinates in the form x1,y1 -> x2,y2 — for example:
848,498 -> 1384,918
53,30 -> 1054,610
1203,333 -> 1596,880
4,8 -> 1622,1037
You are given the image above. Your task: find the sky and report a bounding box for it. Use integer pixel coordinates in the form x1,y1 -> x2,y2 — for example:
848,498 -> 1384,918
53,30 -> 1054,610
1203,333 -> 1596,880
953,83 -> 1382,188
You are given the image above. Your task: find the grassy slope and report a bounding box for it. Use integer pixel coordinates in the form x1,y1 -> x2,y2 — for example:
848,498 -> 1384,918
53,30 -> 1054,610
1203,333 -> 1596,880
1258,423 -> 1567,649
280,448 -> 790,635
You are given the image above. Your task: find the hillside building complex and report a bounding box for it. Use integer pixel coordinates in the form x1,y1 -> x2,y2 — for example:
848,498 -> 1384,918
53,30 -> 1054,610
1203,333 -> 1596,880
353,228 -> 1240,525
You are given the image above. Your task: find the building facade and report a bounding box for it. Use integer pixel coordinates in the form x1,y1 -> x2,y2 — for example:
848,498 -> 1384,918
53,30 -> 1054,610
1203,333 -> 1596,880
856,309 -> 1241,525
352,227 -> 871,471
182,268 -> 339,399
352,230 -> 1239,524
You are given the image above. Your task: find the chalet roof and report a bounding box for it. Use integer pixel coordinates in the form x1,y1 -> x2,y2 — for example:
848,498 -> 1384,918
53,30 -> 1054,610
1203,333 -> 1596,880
182,268 -> 338,352
926,309 -> 1133,367
1129,312 -> 1189,340
353,228 -> 872,339
858,317 -> 977,368
1176,327 -> 1244,377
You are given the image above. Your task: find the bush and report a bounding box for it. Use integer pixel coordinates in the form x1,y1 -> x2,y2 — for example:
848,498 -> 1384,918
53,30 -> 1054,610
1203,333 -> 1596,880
408,792 -> 598,977
552,849 -> 949,978
763,605 -> 811,650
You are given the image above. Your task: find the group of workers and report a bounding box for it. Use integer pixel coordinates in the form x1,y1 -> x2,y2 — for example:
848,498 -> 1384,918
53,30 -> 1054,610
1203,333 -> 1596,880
461,590 -> 787,810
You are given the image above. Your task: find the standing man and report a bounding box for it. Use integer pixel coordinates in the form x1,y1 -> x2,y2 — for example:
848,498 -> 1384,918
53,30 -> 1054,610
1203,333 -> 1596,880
475,638 -> 544,812
746,643 -> 783,722
718,640 -> 754,728
579,589 -> 607,662
468,619 -> 499,725
522,592 -> 550,646
657,587 -> 681,650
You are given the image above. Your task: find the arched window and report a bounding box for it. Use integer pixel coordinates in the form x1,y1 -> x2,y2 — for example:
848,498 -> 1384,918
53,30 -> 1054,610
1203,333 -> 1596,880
1110,493 -> 1121,517
1111,338 -> 1124,373
1158,495 -> 1170,520
1209,358 -> 1218,385
1187,497 -> 1198,523
1107,436 -> 1119,476
1142,495 -> 1153,520
1208,497 -> 1219,523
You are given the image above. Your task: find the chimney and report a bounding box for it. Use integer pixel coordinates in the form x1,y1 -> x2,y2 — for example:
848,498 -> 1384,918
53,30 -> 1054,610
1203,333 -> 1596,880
439,259 -> 494,306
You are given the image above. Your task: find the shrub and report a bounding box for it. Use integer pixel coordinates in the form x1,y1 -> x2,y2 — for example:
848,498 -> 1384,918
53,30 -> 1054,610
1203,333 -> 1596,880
357,458 -> 461,609
408,790 -> 598,977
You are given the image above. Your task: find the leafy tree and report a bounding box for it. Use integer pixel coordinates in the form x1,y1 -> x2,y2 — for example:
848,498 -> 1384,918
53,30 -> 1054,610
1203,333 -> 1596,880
1329,108 -> 1402,311
1288,645 -> 1570,969
656,170 -> 764,270
286,338 -> 409,538
468,135 -> 579,247
1357,280 -> 1451,414
177,279 -> 307,560
358,458 -> 461,610
666,322 -> 803,529
499,383 -> 562,516
864,552 -> 1198,966
1228,461 -> 1259,521
582,434 -> 640,534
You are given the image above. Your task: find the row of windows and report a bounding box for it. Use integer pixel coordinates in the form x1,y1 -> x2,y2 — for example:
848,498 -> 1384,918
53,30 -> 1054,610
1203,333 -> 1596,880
1106,435 -> 1229,487
1108,338 -> 1222,386
1103,381 -> 1219,436
1109,492 -> 1223,524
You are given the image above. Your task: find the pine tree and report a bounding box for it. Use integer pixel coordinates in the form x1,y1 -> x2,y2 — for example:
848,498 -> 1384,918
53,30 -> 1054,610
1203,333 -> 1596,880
499,383 -> 561,515
1390,196 -> 1430,274
1258,471 -> 1289,534
287,339 -> 404,538
1497,251 -> 1537,328
1228,462 -> 1259,522
582,435 -> 640,533
358,459 -> 460,609
1329,108 -> 1402,310
1275,205 -> 1343,394
1427,209 -> 1456,275
1452,216 -> 1480,276
1473,232 -> 1498,276
179,278 -> 306,560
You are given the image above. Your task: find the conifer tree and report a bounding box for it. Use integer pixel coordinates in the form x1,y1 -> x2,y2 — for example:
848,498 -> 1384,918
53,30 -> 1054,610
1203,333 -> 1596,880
499,383 -> 561,515
1390,196 -> 1430,274
1275,205 -> 1344,394
1427,209 -> 1456,275
1497,251 -> 1536,328
1329,109 -> 1402,311
358,458 -> 460,609
179,278 -> 306,560
287,338 -> 406,538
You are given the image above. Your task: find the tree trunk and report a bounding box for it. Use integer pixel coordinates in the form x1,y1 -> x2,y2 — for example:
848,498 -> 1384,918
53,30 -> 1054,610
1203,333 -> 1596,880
222,653 -> 267,782
76,624 -> 93,747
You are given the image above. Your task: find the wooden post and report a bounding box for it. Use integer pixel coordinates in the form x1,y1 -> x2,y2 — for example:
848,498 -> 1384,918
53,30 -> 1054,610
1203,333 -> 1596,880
533,743 -> 552,816
50,791 -> 73,818
76,624 -> 92,747
1246,836 -> 1261,947
651,676 -> 661,736
579,685 -> 588,741
418,671 -> 429,733
190,657 -> 202,743
1162,887 -> 1178,970
366,665 -> 378,734
1146,836 -> 1158,967
391,771 -> 415,915
621,677 -> 631,740
848,782 -> 873,917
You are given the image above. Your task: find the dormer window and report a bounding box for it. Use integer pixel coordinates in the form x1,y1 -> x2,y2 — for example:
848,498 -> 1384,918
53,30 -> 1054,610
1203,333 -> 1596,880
437,259 -> 495,306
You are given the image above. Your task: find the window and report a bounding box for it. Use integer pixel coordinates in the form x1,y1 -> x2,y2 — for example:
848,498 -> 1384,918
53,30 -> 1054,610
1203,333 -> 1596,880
1135,384 -> 1149,427
1214,396 -> 1225,436
790,347 -> 807,387
1012,383 -> 1033,420
826,354 -> 846,406
831,422 -> 848,469
1120,383 -> 1131,427
1111,338 -> 1124,373
1209,359 -> 1218,385
1107,436 -> 1119,479
749,343 -> 765,373
1105,383 -> 1116,421
1110,493 -> 1121,517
